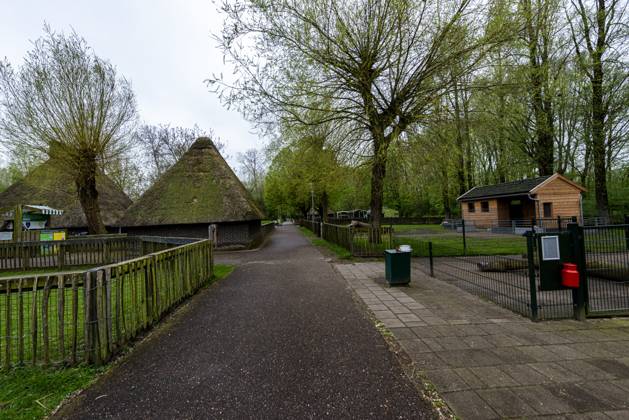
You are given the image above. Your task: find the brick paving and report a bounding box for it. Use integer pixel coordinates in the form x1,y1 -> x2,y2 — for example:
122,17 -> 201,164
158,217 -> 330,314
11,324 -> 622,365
335,261 -> 629,420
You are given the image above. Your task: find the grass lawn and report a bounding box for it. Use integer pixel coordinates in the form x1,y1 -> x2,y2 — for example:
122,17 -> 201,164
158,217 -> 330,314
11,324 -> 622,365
299,227 -> 352,259
0,263 -> 234,420
390,224 -> 445,234
213,264 -> 235,280
0,365 -> 105,420
394,235 -> 527,257
388,223 -> 527,256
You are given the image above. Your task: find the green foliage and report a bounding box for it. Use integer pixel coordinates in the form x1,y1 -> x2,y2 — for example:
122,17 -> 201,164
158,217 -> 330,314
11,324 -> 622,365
264,135 -> 368,219
212,264 -> 235,281
0,164 -> 25,193
0,365 -> 103,420
582,168 -> 629,220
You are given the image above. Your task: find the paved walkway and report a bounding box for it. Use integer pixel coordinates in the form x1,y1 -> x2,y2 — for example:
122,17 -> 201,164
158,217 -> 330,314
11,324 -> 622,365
336,262 -> 629,420
56,226 -> 435,419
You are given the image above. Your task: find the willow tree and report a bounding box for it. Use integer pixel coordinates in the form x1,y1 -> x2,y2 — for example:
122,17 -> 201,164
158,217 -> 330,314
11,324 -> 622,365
0,26 -> 136,233
212,0 -> 503,234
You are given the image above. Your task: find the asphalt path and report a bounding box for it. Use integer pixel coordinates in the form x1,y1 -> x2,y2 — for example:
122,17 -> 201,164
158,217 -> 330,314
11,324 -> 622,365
56,224 -> 435,419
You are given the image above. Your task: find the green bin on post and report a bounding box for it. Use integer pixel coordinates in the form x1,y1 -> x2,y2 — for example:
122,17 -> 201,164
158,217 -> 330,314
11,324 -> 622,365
384,249 -> 411,286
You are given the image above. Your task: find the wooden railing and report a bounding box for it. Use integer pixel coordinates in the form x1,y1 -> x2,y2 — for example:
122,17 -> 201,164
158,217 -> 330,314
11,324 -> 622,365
0,239 -> 213,368
0,236 -> 194,272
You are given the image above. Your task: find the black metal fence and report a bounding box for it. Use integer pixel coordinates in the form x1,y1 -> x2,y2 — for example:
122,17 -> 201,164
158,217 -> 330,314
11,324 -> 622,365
583,223 -> 629,316
300,218 -> 628,321
298,220 -> 393,257
416,223 -> 629,321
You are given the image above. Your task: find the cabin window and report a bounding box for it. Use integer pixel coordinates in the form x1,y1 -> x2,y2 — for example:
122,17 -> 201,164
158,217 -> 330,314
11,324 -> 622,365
543,202 -> 553,218
481,201 -> 489,213
467,202 -> 475,213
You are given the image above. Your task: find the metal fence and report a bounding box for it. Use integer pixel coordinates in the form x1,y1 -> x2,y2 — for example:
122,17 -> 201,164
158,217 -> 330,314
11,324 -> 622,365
416,223 -> 629,321
583,224 -> 629,316
300,219 -> 627,321
299,220 -> 393,257
0,239 -> 213,369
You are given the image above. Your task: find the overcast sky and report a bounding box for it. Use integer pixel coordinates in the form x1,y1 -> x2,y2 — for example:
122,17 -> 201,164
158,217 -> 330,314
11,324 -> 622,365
0,0 -> 261,166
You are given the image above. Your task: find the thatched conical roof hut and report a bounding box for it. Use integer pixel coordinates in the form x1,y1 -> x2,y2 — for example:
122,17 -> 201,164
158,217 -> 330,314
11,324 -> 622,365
0,159 -> 132,229
120,137 -> 263,231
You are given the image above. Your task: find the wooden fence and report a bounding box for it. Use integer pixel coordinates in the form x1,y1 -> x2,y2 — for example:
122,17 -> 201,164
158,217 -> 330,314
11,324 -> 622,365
0,236 -> 196,272
0,239 -> 213,368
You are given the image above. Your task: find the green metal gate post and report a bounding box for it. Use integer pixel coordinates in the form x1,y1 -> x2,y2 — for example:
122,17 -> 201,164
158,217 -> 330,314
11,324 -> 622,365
526,232 -> 539,321
568,223 -> 588,320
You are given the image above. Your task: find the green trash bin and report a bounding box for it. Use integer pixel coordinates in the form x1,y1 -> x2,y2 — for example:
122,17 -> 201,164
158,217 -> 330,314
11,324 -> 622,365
384,249 -> 411,286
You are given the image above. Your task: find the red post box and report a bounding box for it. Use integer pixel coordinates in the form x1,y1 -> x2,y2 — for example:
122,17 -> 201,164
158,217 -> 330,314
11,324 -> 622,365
561,263 -> 579,288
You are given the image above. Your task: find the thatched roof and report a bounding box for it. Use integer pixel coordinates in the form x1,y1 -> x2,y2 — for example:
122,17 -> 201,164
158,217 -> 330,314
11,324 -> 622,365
0,160 -> 132,228
120,137 -> 264,227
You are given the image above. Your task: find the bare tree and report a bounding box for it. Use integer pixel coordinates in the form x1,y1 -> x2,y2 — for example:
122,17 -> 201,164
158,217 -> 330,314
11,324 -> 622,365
134,123 -> 227,183
237,148 -> 266,205
0,25 -> 137,233
212,0 -> 505,235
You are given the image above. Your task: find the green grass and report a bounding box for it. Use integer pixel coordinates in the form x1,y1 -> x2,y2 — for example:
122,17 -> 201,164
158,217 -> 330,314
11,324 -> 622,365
213,264 -> 234,280
300,222 -> 526,258
299,227 -> 352,259
391,224 -> 445,234
397,235 -> 528,257
0,365 -> 105,420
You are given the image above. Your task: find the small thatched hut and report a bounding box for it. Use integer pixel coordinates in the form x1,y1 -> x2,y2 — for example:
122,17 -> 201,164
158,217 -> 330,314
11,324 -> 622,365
119,137 -> 264,246
0,159 -> 132,233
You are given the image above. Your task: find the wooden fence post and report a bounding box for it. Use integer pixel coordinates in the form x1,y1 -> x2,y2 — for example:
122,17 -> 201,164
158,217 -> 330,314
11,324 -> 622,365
58,243 -> 65,270
4,279 -> 12,370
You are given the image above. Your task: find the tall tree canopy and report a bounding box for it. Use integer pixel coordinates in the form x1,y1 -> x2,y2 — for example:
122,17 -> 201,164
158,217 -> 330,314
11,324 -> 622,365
0,26 -> 137,233
213,0 -> 504,233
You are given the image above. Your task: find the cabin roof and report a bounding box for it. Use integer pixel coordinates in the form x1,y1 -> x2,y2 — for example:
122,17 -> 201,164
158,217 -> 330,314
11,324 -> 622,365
457,173 -> 585,202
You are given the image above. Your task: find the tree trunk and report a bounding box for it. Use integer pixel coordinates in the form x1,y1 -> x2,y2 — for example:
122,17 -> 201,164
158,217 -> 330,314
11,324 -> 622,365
442,178 -> 452,219
523,0 -> 554,175
463,96 -> 474,190
321,190 -> 329,223
369,138 -> 387,243
453,80 -> 467,196
590,0 -> 610,219
75,157 -> 107,234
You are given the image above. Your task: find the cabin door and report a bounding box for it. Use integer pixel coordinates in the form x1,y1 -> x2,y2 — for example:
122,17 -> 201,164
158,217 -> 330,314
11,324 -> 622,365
508,199 -> 524,220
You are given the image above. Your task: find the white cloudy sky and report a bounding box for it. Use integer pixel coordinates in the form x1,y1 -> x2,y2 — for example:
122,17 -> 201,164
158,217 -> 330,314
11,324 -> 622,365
0,0 -> 261,165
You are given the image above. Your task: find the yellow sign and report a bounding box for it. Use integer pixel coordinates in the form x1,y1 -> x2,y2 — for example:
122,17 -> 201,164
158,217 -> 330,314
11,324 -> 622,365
53,231 -> 66,241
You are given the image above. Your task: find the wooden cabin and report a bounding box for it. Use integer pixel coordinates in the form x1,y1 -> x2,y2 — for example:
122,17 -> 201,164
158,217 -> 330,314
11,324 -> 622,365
457,174 -> 586,230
